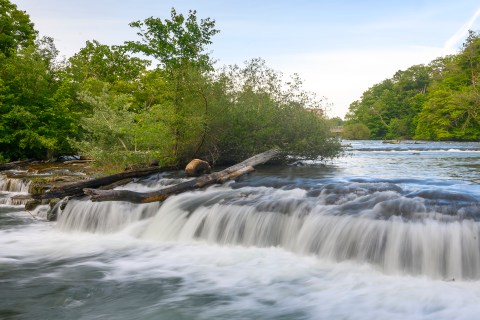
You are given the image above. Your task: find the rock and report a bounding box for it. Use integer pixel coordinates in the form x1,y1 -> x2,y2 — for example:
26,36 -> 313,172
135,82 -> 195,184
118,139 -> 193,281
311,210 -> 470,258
47,197 -> 68,221
25,199 -> 41,211
185,159 -> 211,177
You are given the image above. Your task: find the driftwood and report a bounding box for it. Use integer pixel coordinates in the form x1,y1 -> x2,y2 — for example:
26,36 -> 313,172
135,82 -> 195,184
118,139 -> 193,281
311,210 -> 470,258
31,166 -> 172,200
62,159 -> 94,165
0,159 -> 33,171
84,148 -> 280,203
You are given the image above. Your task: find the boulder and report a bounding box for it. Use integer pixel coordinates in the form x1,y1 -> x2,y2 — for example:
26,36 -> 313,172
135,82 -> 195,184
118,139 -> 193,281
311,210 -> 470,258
185,159 -> 211,177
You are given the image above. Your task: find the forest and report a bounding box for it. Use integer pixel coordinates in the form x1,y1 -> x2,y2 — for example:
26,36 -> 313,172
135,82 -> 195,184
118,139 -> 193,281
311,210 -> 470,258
0,1 -> 341,169
345,30 -> 480,140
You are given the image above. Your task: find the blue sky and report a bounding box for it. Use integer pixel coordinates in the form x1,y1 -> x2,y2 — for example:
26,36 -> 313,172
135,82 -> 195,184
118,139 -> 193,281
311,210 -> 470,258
13,0 -> 480,118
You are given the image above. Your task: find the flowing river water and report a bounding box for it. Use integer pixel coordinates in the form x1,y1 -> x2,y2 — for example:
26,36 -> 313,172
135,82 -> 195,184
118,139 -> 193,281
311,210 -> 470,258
2,140 -> 480,319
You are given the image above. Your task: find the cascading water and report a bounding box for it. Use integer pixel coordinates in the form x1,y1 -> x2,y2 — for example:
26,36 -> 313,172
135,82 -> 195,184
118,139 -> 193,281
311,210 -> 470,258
138,182 -> 480,280
0,174 -> 31,193
4,140 -> 480,320
57,174 -> 480,280
57,199 -> 161,233
56,174 -> 186,233
0,174 -> 32,206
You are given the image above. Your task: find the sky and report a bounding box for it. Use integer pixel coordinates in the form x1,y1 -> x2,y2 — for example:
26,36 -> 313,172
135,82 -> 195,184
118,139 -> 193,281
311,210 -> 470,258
12,0 -> 480,118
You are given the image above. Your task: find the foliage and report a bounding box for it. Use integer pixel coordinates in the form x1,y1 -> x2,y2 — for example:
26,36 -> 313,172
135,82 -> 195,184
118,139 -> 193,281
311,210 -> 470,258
415,31 -> 480,140
201,59 -> 341,163
346,64 -> 431,139
1,3 -> 341,168
347,30 -> 480,141
342,123 -> 371,140
123,9 -> 221,162
328,117 -> 344,127
125,8 -> 219,71
67,40 -> 150,85
72,86 -> 172,170
0,38 -> 79,160
0,0 -> 37,57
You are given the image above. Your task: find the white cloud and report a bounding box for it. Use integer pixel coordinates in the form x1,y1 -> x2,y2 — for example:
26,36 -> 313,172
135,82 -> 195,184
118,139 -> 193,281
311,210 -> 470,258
443,7 -> 480,53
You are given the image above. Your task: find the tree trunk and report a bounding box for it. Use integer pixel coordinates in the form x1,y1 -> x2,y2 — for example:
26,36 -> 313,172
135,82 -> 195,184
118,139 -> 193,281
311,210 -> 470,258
84,148 -> 280,203
31,166 -> 174,200
0,159 -> 33,171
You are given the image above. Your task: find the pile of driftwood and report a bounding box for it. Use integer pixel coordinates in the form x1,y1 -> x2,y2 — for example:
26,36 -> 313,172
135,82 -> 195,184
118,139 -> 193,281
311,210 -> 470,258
29,148 -> 280,204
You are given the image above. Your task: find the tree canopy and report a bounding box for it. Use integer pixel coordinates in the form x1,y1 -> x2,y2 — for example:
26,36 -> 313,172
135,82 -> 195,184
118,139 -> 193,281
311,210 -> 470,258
0,0 -> 37,57
0,1 -> 341,168
346,30 -> 480,141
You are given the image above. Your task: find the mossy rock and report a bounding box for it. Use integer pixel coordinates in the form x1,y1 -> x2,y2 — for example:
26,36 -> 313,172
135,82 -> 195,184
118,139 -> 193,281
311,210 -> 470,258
25,199 -> 42,211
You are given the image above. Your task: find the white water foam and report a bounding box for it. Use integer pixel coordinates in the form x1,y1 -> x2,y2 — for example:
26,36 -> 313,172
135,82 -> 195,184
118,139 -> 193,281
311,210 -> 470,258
57,199 -> 161,233
1,219 -> 480,319
138,187 -> 480,280
53,179 -> 480,280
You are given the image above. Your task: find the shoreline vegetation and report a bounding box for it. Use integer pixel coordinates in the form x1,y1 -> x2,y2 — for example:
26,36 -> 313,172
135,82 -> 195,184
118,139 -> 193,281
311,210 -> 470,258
344,30 -> 480,141
0,1 -> 341,173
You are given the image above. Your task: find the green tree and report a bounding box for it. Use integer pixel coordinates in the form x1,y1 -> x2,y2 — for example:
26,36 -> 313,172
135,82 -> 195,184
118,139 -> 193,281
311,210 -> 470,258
415,31 -> 480,140
126,8 -> 219,71
0,0 -> 37,57
342,123 -> 370,140
0,41 -> 79,160
67,40 -> 150,85
204,59 -> 341,163
347,64 -> 432,139
125,9 -> 220,162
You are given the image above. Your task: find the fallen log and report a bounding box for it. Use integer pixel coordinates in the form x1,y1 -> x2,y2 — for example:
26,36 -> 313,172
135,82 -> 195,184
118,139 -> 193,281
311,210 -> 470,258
84,148 -> 280,203
62,159 -> 94,165
0,159 -> 33,171
31,166 -> 173,200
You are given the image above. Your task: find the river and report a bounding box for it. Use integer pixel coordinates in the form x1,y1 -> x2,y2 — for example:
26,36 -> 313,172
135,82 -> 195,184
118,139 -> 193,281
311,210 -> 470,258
1,140 -> 480,319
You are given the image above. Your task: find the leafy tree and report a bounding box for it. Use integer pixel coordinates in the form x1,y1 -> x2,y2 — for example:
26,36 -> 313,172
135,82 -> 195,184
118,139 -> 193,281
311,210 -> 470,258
125,9 -> 220,162
0,41 -> 78,160
1,4 -> 342,166
203,59 -> 341,163
347,30 -> 480,141
342,123 -> 370,140
0,0 -> 37,57
67,40 -> 150,85
415,31 -> 480,140
328,117 -> 344,127
347,64 -> 432,139
126,8 -> 219,71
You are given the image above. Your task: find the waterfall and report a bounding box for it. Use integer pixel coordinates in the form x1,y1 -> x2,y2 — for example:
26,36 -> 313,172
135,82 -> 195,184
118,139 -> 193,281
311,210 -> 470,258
139,183 -> 480,280
0,174 -> 31,193
0,196 -> 30,206
57,198 -> 161,233
56,179 -> 480,280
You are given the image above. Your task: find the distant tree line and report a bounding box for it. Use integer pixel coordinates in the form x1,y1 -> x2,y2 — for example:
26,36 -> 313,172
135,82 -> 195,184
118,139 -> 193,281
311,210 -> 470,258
344,30 -> 480,140
0,1 -> 340,168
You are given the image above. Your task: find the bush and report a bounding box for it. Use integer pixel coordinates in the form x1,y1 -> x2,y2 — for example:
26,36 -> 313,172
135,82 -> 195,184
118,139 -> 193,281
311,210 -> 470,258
342,123 -> 371,140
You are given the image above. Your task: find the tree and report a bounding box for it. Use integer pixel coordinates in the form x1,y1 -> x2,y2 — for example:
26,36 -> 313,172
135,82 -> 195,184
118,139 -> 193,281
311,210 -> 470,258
126,8 -> 219,71
347,64 -> 432,139
0,0 -> 37,57
342,123 -> 370,140
0,42 -> 78,160
415,31 -> 480,140
125,9 -> 220,161
203,59 -> 341,163
67,40 -> 150,85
